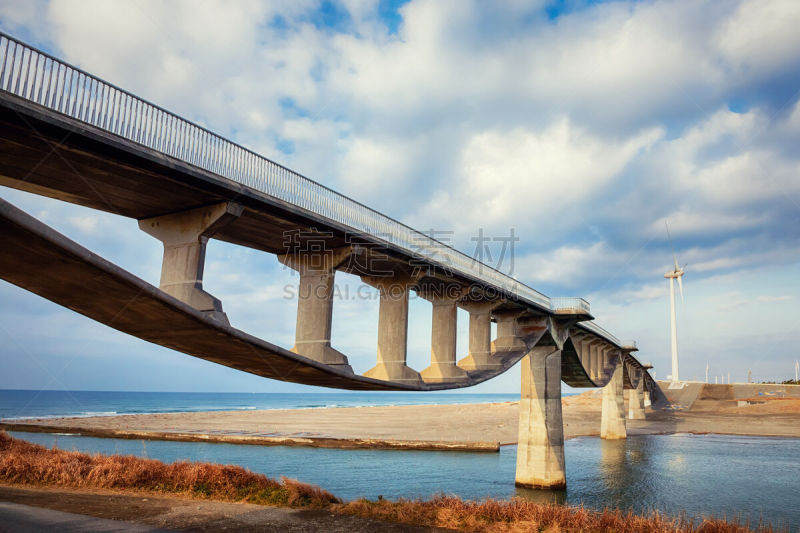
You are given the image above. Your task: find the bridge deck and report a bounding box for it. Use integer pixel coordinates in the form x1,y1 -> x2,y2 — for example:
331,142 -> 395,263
0,197 -> 536,391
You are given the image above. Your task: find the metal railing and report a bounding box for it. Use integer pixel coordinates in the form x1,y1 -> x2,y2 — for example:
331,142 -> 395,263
579,321 -> 622,347
0,32 -> 641,346
549,297 -> 590,314
0,32 -> 551,311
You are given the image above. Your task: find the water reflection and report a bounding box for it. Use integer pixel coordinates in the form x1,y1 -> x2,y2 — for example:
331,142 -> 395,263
514,486 -> 566,505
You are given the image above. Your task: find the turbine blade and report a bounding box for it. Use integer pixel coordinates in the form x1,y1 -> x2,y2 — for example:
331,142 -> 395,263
665,220 -> 679,271
678,275 -> 684,303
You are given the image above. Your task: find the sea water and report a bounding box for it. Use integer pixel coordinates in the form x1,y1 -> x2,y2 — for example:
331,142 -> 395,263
8,430 -> 800,530
0,390 -> 519,420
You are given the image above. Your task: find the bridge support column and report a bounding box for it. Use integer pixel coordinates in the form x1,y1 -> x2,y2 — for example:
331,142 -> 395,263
361,276 -> 421,383
643,390 -> 652,408
421,293 -> 469,382
457,301 -> 499,371
600,347 -> 612,378
492,310 -> 527,355
588,342 -> 602,380
280,247 -> 352,370
516,345 -> 566,489
138,202 -> 243,324
628,377 -> 646,420
601,357 -> 627,439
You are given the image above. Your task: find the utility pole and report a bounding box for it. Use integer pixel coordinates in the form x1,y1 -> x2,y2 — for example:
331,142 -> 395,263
795,360 -> 798,383
728,372 -> 730,384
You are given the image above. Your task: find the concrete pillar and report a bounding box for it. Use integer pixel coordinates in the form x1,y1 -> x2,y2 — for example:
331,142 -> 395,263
138,202 -> 242,323
577,339 -> 593,379
601,347 -> 612,377
591,343 -> 602,380
361,276 -> 421,383
643,390 -> 652,408
601,356 -> 627,439
457,301 -> 499,371
420,293 -> 469,382
492,310 -> 527,354
280,247 -> 352,370
516,345 -> 566,489
627,375 -> 646,420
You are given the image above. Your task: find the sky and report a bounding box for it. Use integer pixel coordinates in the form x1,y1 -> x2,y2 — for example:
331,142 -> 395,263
0,0 -> 799,393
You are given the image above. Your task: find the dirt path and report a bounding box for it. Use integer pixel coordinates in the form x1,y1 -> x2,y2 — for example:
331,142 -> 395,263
0,485 -> 439,532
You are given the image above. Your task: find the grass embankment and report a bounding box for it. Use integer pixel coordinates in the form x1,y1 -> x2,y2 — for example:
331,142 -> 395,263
0,432 -> 778,533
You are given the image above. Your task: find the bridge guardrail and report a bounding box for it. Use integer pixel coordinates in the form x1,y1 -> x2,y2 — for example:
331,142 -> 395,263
0,32 -> 554,312
549,297 -> 590,314
0,33 -> 642,351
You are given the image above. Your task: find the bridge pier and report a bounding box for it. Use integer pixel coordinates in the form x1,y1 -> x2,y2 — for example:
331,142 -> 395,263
457,301 -> 499,371
643,390 -> 652,408
420,292 -> 469,382
492,310 -> 527,355
138,202 -> 243,323
516,345 -> 566,489
361,276 -> 421,383
628,377 -> 646,420
589,342 -> 603,380
280,247 -> 352,370
601,355 -> 627,439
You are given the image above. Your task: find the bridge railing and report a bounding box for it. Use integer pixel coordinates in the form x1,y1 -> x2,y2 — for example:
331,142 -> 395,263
579,321 -> 622,347
549,297 -> 590,315
0,33 -> 651,351
0,32 -> 555,311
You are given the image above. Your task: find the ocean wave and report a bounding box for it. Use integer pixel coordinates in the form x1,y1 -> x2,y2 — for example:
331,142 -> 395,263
2,411 -> 119,421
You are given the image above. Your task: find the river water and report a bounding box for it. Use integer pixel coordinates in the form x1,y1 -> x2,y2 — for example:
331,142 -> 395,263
9,431 -> 799,530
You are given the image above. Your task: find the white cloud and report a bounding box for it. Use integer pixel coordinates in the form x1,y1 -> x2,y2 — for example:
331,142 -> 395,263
409,120 -> 661,236
68,215 -> 98,233
715,0 -> 800,80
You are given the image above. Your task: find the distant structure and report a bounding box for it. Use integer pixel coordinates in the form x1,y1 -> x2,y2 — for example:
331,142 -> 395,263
705,362 -> 709,384
795,360 -> 798,383
664,222 -> 686,383
748,369 -> 753,383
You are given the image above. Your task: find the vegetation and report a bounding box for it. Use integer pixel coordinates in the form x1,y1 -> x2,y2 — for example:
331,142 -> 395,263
0,432 -> 780,532
0,431 -> 337,508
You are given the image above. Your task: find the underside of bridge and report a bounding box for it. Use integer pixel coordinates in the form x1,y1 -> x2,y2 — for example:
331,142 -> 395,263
0,32 -> 657,489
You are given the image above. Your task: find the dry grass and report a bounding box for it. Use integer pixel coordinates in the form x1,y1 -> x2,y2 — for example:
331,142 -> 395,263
337,496 -> 777,533
0,431 -> 338,508
0,432 -> 780,532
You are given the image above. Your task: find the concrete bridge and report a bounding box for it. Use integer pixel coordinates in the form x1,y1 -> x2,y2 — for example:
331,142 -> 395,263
0,33 -> 657,489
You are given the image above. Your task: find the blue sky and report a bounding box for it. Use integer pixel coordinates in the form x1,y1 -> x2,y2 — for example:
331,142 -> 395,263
0,0 -> 799,392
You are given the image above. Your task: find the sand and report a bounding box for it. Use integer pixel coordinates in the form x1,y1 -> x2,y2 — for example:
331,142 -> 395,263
4,384 -> 800,449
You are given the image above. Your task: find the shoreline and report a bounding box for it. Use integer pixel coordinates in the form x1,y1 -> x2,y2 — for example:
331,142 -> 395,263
0,421 -> 501,452
4,385 -> 800,451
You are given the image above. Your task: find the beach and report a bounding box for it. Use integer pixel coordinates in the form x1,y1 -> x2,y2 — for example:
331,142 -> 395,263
4,384 -> 800,448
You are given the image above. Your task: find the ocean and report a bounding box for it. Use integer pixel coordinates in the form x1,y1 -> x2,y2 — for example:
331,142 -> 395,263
0,389 -> 520,421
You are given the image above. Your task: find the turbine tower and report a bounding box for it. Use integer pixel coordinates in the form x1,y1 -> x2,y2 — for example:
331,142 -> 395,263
664,222 -> 685,383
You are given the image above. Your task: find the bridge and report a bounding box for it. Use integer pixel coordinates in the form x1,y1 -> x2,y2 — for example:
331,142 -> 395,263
0,33 -> 657,490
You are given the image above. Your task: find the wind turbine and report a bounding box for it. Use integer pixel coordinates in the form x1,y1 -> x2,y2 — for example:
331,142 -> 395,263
664,222 -> 685,383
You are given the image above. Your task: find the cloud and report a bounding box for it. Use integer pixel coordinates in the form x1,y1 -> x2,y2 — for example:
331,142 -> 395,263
68,215 -> 99,233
